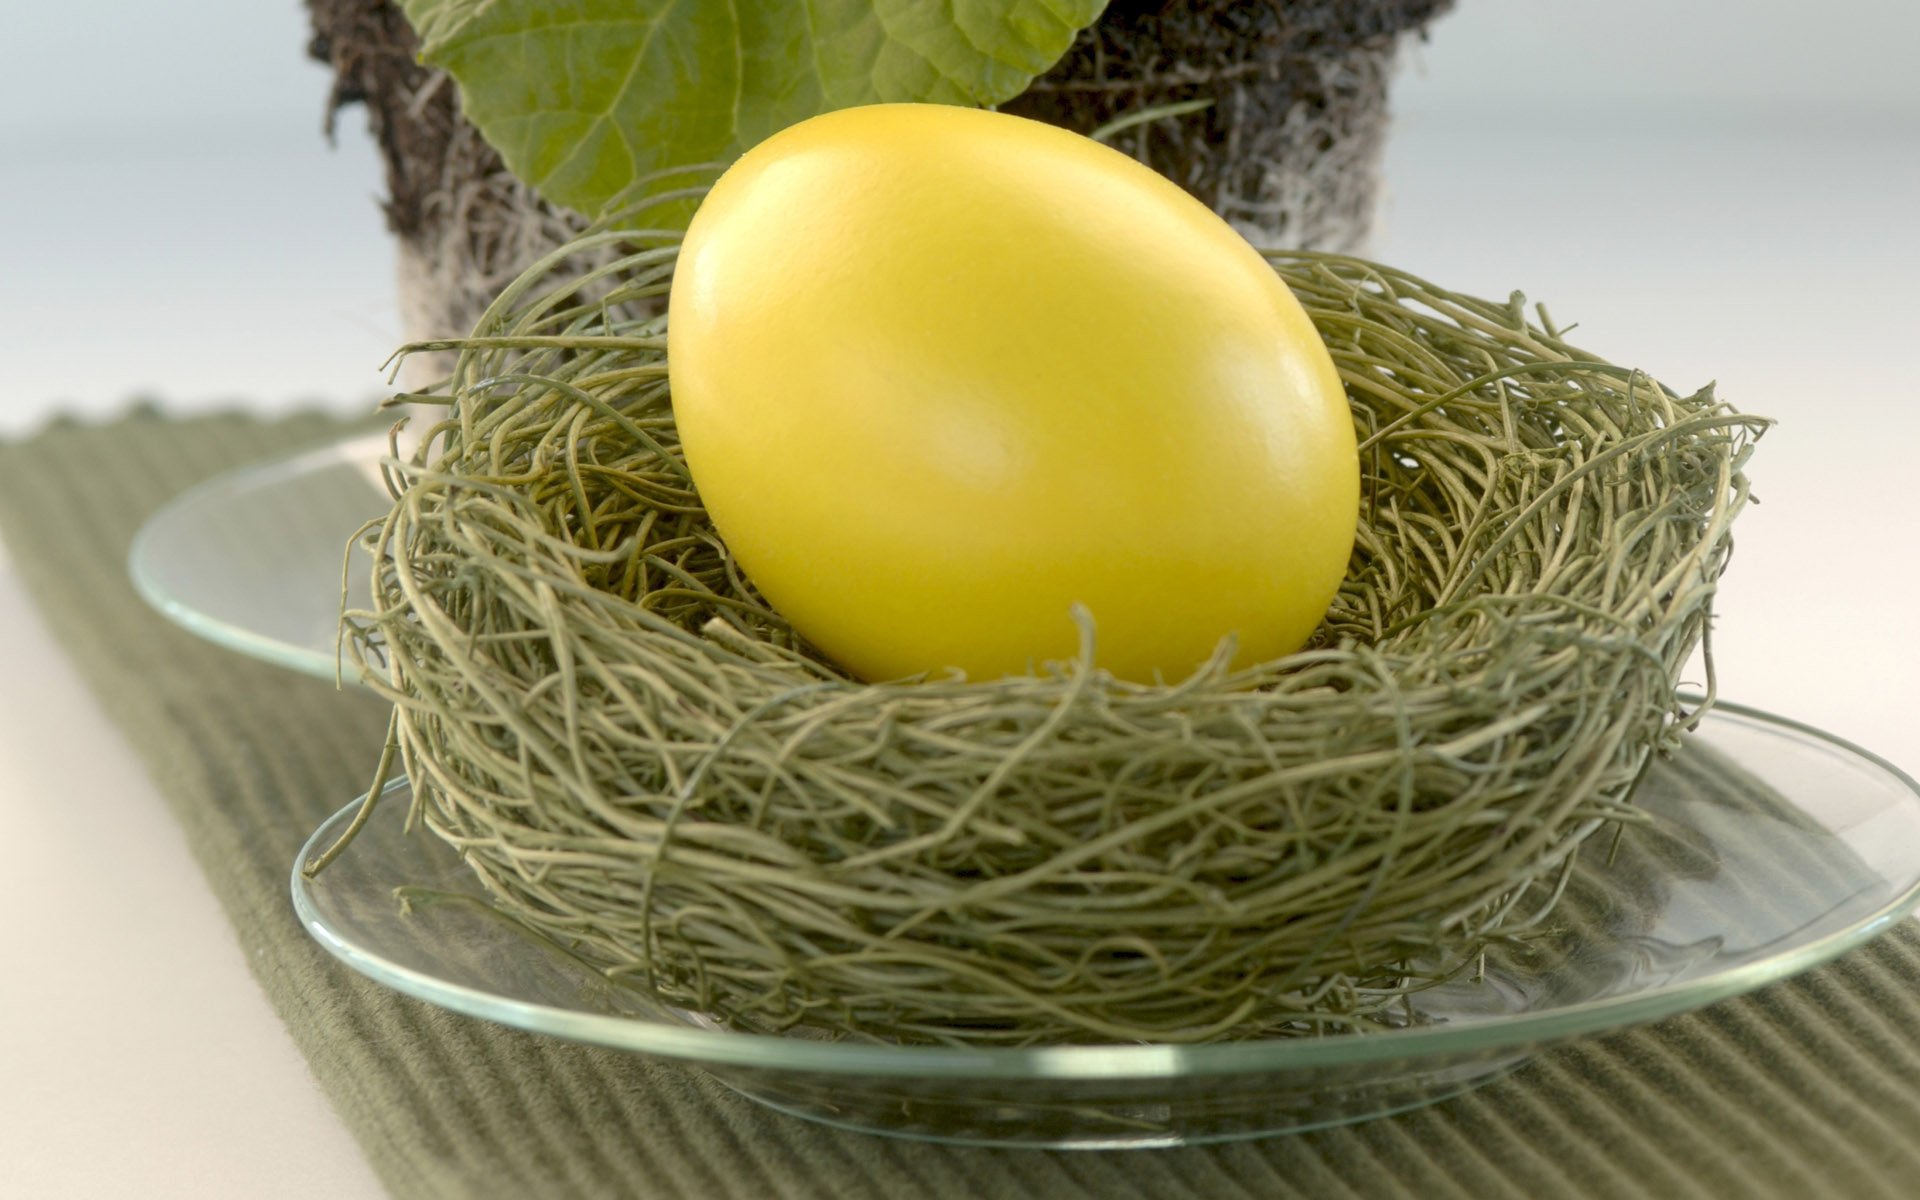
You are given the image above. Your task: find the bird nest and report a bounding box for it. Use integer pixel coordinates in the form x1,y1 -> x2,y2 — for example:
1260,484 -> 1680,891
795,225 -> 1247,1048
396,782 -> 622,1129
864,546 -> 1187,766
339,216 -> 1764,1047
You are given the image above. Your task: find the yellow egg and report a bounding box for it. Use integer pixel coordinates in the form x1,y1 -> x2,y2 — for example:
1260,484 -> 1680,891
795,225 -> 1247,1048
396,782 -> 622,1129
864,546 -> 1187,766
667,103 -> 1358,684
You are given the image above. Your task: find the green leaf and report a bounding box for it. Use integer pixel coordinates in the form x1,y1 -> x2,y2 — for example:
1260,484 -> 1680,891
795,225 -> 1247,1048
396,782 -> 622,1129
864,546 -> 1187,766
396,0 -> 1107,221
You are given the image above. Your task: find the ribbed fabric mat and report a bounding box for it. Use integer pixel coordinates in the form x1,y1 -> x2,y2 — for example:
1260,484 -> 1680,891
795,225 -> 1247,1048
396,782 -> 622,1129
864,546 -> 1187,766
3,408 -> 1918,1200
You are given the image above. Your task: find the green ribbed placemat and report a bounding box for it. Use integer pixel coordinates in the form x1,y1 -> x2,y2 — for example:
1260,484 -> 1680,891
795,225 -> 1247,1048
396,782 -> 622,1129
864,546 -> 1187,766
3,408 -> 1918,1200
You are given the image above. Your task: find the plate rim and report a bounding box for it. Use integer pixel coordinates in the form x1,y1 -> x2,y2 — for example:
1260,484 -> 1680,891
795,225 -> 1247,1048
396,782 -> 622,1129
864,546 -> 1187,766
128,429 -> 391,682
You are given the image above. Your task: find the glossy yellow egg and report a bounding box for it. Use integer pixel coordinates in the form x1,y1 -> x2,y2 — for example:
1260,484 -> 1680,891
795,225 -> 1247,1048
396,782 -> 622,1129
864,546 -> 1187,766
667,103 -> 1358,683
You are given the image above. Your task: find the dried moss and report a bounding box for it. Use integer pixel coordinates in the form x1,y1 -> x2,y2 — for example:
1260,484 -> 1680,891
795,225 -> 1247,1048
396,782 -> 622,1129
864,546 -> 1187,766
332,209 -> 1765,1047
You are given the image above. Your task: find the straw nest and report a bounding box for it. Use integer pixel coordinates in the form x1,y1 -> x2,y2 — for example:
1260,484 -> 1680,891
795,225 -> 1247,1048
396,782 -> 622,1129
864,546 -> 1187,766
343,212 -> 1764,1047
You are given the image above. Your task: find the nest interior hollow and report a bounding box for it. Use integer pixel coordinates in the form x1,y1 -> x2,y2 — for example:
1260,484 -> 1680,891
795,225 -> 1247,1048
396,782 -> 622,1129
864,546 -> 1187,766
348,224 -> 1764,1047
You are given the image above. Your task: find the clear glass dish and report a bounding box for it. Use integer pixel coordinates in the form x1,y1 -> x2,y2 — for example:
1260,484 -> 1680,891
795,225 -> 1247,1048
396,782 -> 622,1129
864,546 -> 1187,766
292,699 -> 1920,1148
129,430 -> 392,680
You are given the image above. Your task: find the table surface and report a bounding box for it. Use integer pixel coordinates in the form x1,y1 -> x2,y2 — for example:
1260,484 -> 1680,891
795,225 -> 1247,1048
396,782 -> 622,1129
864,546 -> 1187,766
3,89 -> 1917,1200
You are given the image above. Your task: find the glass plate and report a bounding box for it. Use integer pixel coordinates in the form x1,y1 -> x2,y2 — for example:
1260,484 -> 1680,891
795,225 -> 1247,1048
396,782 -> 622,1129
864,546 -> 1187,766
129,431 -> 392,680
292,700 -> 1920,1148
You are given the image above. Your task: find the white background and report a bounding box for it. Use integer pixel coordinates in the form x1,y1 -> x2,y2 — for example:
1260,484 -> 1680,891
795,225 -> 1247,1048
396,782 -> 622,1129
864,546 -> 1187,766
2,3 -> 1917,1197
